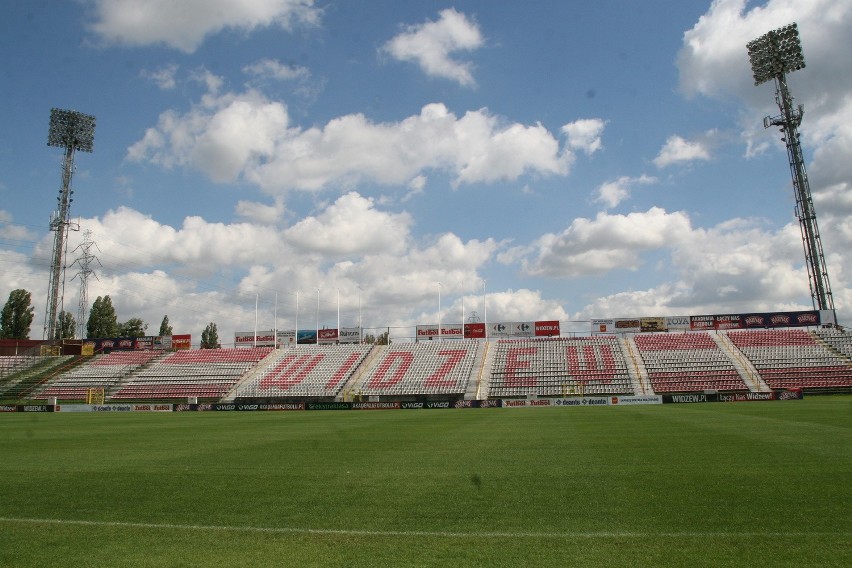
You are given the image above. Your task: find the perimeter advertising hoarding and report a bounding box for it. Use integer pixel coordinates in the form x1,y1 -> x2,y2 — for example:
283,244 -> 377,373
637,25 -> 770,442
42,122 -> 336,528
487,320 -> 560,338
416,324 -> 464,340
665,316 -> 691,330
317,328 -> 339,344
297,330 -> 317,344
692,310 -> 821,330
277,330 -> 296,346
640,317 -> 666,333
235,331 -> 276,347
535,320 -> 560,336
338,327 -> 362,344
171,334 -> 192,350
464,323 -> 486,339
132,336 -> 173,350
489,321 -> 536,338
593,310 -> 823,333
613,319 -> 641,334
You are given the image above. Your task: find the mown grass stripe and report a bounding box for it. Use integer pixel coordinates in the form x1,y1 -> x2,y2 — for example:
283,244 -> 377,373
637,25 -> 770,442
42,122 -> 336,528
0,517 -> 847,539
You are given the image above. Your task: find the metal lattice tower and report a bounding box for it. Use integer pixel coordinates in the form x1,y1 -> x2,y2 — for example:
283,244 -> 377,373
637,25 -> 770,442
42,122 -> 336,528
71,230 -> 101,339
43,108 -> 95,340
747,23 -> 834,312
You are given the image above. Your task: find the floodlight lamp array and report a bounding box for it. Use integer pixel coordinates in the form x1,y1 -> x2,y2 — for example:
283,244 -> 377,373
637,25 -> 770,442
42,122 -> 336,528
47,108 -> 96,153
747,23 -> 805,85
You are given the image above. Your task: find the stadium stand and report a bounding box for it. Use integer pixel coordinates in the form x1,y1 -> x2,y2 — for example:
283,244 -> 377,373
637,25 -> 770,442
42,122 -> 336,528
726,329 -> 852,389
36,350 -> 162,401
633,332 -> 749,393
110,347 -> 273,400
487,336 -> 633,397
230,344 -> 373,399
814,328 -> 852,359
355,341 -> 480,397
0,355 -> 53,379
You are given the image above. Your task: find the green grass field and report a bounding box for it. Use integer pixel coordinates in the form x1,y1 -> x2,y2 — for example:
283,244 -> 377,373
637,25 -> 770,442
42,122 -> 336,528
1,398 -> 850,567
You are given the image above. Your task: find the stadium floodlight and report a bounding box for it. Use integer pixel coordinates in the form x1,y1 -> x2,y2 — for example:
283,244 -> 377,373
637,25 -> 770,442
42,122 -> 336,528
44,108 -> 96,340
48,108 -> 96,153
747,23 -> 805,85
747,24 -> 834,314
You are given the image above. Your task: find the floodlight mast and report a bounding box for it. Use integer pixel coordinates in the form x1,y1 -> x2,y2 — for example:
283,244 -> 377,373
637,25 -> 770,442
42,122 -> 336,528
747,23 -> 834,313
44,109 -> 95,340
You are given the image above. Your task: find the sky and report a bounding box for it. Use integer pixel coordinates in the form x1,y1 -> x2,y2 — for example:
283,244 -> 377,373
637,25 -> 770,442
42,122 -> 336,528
1,0 -> 851,345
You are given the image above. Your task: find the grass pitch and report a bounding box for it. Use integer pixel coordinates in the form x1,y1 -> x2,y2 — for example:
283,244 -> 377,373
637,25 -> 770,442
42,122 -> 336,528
1,397 -> 850,567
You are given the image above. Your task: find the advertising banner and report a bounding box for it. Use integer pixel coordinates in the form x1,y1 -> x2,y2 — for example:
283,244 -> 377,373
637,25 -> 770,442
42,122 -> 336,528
277,330 -> 297,347
94,338 -> 136,352
714,314 -> 742,330
609,395 -> 663,405
297,330 -> 317,345
171,334 -> 192,350
464,322 -> 486,339
56,404 -> 172,413
235,331 -> 276,347
338,327 -> 362,344
307,401 -> 351,411
640,317 -> 666,333
591,319 -> 614,333
352,401 -> 402,410
489,322 -> 512,338
665,316 -> 691,331
453,399 -> 502,408
488,322 -> 536,338
416,324 -> 464,340
0,405 -> 18,412
134,336 -> 154,350
690,315 -> 715,331
613,319 -> 641,334
511,322 -> 535,337
317,328 -> 339,344
535,320 -> 560,337
19,405 -> 53,412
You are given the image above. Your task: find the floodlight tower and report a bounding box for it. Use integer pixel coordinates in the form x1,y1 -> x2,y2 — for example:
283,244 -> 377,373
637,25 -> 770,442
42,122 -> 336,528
747,23 -> 834,312
44,108 -> 96,340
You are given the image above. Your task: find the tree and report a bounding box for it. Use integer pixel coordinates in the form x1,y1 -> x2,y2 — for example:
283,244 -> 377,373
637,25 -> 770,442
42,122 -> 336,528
119,318 -> 148,338
376,330 -> 390,345
363,331 -> 390,345
0,289 -> 34,339
159,315 -> 173,336
200,322 -> 220,349
86,295 -> 119,338
55,310 -> 76,340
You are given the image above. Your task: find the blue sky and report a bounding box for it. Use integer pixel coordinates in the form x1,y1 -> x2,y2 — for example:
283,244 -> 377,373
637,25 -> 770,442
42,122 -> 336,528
1,0 -> 850,344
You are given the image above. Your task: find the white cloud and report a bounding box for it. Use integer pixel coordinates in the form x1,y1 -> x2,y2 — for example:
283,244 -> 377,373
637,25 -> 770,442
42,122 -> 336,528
576,219 -> 812,319
561,119 -> 606,155
0,210 -> 36,241
284,192 -> 412,256
235,197 -> 286,224
88,0 -> 321,53
522,207 -> 692,277
243,58 -> 310,81
381,8 -> 484,87
128,89 -> 579,192
653,134 -> 712,168
141,64 -> 179,90
594,175 -> 657,208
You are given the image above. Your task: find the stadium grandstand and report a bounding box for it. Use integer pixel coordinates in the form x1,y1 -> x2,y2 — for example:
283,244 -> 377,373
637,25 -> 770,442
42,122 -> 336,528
3,315 -> 852,404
